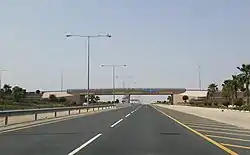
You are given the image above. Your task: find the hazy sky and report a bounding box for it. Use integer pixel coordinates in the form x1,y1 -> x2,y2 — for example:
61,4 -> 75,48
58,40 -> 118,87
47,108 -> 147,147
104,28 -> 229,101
1,0 -> 250,94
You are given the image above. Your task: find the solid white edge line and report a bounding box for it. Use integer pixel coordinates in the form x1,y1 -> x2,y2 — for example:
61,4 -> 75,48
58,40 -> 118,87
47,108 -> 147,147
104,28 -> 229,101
110,119 -> 123,128
131,111 -> 134,113
68,133 -> 102,155
125,113 -> 131,117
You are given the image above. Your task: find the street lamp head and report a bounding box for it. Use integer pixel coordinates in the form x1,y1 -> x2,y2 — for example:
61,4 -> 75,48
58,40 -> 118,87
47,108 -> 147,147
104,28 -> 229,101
100,65 -> 104,67
66,34 -> 72,37
123,65 -> 127,67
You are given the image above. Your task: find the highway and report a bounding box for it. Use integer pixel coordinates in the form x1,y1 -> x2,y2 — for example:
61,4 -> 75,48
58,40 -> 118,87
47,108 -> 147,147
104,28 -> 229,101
0,104 -> 238,155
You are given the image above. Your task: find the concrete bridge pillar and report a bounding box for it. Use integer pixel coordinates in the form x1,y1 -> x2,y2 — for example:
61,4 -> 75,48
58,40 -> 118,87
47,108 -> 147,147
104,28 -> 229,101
171,94 -> 174,105
121,94 -> 131,103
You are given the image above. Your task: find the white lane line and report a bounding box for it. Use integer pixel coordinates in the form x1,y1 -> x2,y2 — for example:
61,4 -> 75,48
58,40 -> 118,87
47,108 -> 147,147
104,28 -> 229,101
68,133 -> 102,155
135,106 -> 142,111
130,106 -> 141,115
110,119 -> 123,128
125,113 -> 131,117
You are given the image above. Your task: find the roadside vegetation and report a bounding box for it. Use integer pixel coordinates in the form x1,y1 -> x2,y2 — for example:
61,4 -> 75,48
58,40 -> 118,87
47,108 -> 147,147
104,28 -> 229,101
152,64 -> 250,111
0,84 -> 112,110
189,64 -> 250,111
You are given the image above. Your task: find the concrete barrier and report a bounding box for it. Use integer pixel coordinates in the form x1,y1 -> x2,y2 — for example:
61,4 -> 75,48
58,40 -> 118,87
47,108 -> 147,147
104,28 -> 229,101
0,105 -> 110,127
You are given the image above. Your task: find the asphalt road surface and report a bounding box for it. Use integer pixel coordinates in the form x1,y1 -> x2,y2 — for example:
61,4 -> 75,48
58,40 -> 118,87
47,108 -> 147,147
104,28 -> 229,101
156,105 -> 250,155
0,104 -> 234,155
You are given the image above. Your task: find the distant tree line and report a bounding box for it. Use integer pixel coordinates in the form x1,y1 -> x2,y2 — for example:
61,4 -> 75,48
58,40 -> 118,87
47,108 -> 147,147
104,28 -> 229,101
189,64 -> 250,110
0,84 -> 27,102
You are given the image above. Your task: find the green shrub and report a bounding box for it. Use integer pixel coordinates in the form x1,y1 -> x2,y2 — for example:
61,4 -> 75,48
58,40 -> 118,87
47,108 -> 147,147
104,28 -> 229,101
205,100 -> 212,106
222,101 -> 230,107
234,104 -> 250,111
49,94 -> 58,102
182,95 -> 189,102
234,98 -> 244,107
59,97 -> 66,103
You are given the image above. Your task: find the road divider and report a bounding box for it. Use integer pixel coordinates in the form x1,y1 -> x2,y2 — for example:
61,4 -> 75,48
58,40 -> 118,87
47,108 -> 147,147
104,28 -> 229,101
68,133 -> 102,155
110,119 -> 123,128
125,113 -> 131,118
0,104 -> 115,126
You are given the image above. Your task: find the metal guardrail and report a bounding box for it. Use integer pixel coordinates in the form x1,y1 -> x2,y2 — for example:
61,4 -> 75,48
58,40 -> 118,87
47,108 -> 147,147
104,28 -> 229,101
0,104 -> 115,126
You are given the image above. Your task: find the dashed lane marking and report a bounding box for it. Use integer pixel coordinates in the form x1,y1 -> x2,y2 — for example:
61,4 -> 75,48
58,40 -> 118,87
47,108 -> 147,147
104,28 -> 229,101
110,119 -> 123,128
125,114 -> 131,118
68,133 -> 102,155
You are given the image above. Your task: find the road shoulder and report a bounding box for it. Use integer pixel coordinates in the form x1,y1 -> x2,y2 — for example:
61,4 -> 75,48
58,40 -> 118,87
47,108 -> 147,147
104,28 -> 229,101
152,105 -> 239,155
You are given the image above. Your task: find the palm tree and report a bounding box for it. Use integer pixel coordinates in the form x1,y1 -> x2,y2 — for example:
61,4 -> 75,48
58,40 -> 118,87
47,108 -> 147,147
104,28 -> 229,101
231,75 -> 242,99
182,95 -> 189,103
222,79 -> 233,104
12,86 -> 26,102
0,89 -> 4,99
3,84 -> 12,95
207,83 -> 218,104
237,64 -> 250,105
49,94 -> 58,102
95,96 -> 100,102
167,96 -> 172,104
88,94 -> 97,103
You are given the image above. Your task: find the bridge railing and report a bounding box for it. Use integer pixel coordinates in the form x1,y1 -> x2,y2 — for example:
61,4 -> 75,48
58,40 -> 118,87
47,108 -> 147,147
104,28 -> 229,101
0,104 -> 115,126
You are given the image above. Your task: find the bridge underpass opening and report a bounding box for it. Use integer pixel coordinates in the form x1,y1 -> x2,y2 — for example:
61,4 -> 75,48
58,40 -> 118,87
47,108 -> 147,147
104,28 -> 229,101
125,95 -> 172,104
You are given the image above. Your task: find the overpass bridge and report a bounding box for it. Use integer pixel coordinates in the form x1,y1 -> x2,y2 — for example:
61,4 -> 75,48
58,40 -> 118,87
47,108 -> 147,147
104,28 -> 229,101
66,88 -> 207,104
67,88 -> 186,95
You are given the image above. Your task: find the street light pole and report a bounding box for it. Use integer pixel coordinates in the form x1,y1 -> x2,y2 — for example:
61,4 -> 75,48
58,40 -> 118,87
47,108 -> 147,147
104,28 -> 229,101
101,64 -> 126,103
60,70 -> 64,92
112,65 -> 115,102
66,33 -> 111,105
122,80 -> 125,89
0,70 -> 7,89
87,36 -> 90,105
198,65 -> 202,90
116,75 -> 133,89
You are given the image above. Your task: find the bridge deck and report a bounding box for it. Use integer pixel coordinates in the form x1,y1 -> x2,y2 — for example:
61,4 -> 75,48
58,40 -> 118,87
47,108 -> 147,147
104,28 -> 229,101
67,88 -> 186,95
